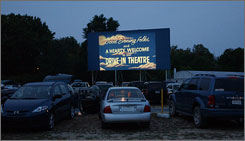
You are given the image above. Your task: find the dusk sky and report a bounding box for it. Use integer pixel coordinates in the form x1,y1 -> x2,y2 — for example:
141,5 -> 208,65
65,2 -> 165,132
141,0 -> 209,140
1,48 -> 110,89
1,1 -> 244,56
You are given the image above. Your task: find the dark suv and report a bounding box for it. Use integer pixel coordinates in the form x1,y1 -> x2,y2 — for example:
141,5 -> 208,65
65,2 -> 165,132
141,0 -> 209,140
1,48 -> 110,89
169,74 -> 244,128
142,81 -> 167,104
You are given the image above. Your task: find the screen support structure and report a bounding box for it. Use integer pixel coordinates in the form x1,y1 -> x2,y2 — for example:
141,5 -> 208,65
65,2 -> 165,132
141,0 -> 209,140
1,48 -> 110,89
139,70 -> 142,81
115,70 -> 117,86
92,71 -> 94,85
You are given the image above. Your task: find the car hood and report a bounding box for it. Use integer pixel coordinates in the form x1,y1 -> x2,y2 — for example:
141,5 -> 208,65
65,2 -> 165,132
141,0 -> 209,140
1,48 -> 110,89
3,99 -> 49,111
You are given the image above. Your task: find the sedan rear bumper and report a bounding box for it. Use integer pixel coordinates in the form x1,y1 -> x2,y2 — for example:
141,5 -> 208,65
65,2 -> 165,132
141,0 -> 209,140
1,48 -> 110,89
102,112 -> 151,123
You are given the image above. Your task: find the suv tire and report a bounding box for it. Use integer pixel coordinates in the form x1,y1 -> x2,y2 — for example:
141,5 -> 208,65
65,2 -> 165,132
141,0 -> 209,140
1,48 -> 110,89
193,106 -> 207,128
169,100 -> 177,117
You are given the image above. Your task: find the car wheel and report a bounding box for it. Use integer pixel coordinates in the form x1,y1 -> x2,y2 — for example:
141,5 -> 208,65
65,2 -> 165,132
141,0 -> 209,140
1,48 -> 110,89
101,121 -> 109,129
47,113 -> 55,130
193,106 -> 206,128
69,106 -> 75,119
169,100 -> 177,117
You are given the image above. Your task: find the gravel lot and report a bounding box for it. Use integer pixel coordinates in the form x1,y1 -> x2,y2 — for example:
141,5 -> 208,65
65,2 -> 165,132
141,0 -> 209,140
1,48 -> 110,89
1,110 -> 244,140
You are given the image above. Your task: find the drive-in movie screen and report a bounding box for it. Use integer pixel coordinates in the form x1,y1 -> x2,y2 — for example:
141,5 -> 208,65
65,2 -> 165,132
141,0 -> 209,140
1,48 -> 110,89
88,28 -> 171,71
99,32 -> 156,71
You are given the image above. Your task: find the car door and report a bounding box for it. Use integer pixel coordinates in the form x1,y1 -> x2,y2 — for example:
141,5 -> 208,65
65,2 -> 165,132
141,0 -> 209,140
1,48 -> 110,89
60,84 -> 72,115
175,79 -> 190,111
185,78 -> 200,113
53,84 -> 64,120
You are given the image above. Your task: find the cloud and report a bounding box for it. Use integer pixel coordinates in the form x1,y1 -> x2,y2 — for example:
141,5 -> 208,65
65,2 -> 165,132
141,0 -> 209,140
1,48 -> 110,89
129,62 -> 156,69
100,62 -> 106,66
100,67 -> 105,71
99,34 -> 133,46
99,56 -> 106,60
105,62 -> 128,68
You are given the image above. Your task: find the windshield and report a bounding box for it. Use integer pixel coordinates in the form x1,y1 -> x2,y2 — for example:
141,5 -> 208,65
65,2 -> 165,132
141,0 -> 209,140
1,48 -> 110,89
72,82 -> 86,87
11,86 -> 52,99
215,78 -> 244,92
107,89 -> 144,100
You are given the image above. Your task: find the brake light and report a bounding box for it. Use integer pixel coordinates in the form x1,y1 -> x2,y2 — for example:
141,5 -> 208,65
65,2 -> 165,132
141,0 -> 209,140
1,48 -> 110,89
228,76 -> 238,79
144,105 -> 151,112
207,95 -> 215,108
103,106 -> 112,113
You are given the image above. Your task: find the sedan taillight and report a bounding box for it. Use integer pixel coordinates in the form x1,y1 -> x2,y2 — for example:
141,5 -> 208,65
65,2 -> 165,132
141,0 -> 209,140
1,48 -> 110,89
144,105 -> 151,112
103,106 -> 112,113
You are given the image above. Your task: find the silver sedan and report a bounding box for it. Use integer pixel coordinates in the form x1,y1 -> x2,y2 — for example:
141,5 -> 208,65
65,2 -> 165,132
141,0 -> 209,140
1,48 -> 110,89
99,87 -> 151,128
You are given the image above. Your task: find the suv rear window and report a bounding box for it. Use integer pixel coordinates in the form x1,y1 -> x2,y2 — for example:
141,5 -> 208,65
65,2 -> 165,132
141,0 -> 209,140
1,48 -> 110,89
215,78 -> 244,92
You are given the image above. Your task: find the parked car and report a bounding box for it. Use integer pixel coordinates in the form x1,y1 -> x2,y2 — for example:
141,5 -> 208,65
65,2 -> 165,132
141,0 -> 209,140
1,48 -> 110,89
1,82 -> 76,130
166,83 -> 182,95
128,81 -> 145,90
96,83 -> 114,100
81,85 -> 100,114
1,80 -> 21,90
1,80 -> 21,104
121,82 -> 130,87
43,74 -> 80,111
142,81 -> 168,104
96,81 -> 107,85
99,87 -> 151,129
169,74 -> 244,128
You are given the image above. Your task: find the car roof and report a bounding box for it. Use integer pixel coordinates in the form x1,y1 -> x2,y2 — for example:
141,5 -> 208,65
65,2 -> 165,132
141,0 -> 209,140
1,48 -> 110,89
109,87 -> 140,90
24,82 -> 57,86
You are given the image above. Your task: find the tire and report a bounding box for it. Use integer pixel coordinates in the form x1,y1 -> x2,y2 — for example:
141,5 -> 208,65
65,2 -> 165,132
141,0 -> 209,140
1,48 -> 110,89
101,121 -> 109,129
169,100 -> 177,117
47,113 -> 55,130
193,106 -> 207,128
69,106 -> 75,119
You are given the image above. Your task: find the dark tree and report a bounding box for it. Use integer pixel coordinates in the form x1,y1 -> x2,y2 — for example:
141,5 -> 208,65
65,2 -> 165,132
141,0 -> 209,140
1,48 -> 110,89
82,14 -> 120,39
217,48 -> 244,72
1,13 -> 55,77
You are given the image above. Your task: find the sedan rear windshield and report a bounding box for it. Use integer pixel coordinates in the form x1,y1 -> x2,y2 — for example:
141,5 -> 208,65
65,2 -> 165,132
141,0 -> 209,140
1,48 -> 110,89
107,89 -> 144,100
214,78 -> 244,92
11,86 -> 52,99
72,82 -> 86,87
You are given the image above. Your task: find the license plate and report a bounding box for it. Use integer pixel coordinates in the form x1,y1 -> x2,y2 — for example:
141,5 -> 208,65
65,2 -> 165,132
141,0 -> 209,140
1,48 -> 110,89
120,106 -> 135,112
155,91 -> 160,94
232,100 -> 241,105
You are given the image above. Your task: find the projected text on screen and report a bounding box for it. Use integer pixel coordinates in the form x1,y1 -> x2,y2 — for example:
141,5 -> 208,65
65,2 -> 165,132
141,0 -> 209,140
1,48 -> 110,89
99,32 -> 156,71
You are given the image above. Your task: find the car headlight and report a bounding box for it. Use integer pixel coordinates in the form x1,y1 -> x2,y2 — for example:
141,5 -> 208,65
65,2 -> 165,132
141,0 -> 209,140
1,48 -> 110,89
32,106 -> 48,113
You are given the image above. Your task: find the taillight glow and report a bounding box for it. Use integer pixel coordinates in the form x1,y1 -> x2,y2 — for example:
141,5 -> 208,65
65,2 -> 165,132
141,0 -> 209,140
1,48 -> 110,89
207,95 -> 215,108
144,105 -> 151,112
103,106 -> 112,113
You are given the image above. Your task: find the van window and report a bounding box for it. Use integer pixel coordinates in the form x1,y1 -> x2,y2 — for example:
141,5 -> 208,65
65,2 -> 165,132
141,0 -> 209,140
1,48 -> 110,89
199,78 -> 211,91
215,78 -> 244,92
60,84 -> 69,95
180,79 -> 191,90
187,78 -> 199,90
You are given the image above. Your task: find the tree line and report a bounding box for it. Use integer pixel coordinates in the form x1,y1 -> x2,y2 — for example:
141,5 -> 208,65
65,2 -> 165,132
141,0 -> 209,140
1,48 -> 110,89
1,13 -> 244,84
